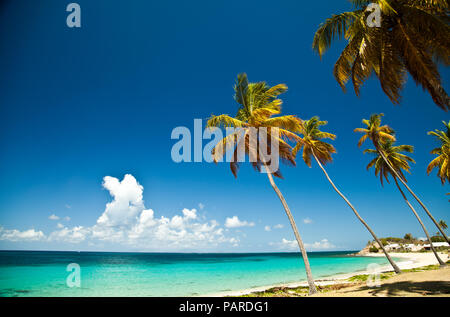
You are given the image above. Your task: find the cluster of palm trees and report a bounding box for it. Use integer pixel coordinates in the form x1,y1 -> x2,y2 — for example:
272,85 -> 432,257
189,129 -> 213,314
205,0 -> 449,296
206,73 -> 448,294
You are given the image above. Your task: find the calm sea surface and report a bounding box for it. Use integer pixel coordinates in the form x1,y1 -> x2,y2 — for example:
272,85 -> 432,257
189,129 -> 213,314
0,250 -> 391,296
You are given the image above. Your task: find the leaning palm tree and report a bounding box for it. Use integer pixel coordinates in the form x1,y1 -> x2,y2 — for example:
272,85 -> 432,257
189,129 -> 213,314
206,73 -> 318,294
427,121 -> 450,184
439,220 -> 448,231
355,113 -> 450,244
312,0 -> 450,110
293,117 -> 401,273
364,140 -> 445,266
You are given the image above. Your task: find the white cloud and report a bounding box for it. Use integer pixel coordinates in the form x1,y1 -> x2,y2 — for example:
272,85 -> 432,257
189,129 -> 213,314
282,238 -> 298,249
49,214 -> 59,221
198,203 -> 205,210
64,216 -> 71,221
303,218 -> 313,224
90,175 -> 235,249
305,239 -> 335,250
182,208 -> 197,220
264,224 -> 283,232
225,216 -> 255,228
65,204 -> 71,209
0,227 -> 45,242
49,226 -> 89,244
97,174 -> 145,227
229,237 -> 240,247
1,175 -> 240,251
271,238 -> 335,251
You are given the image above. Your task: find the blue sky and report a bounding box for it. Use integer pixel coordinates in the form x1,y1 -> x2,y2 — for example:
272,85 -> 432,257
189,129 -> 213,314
0,0 -> 448,252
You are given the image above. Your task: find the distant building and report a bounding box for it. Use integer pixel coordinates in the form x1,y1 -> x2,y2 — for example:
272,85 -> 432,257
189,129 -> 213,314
423,242 -> 449,250
385,243 -> 401,251
403,244 -> 423,252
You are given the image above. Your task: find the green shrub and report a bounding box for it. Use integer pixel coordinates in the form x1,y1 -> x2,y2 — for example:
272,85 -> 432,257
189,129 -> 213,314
369,246 -> 379,253
431,235 -> 445,242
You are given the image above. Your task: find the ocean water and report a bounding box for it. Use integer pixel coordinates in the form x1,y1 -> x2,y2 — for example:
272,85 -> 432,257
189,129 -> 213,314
0,251 -> 392,297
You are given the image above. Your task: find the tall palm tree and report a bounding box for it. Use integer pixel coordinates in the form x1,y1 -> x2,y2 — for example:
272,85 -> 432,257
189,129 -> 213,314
293,117 -> 402,273
427,121 -> 450,184
312,0 -> 450,111
206,73 -> 318,294
364,140 -> 445,266
355,113 -> 450,244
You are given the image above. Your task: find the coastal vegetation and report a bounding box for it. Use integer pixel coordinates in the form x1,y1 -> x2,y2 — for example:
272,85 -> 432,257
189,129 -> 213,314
365,235 -> 450,253
240,262 -> 450,297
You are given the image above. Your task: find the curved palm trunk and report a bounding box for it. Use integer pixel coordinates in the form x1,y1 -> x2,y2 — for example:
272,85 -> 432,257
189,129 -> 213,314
263,165 -> 318,295
311,151 -> 402,274
393,178 -> 446,266
377,147 -> 450,245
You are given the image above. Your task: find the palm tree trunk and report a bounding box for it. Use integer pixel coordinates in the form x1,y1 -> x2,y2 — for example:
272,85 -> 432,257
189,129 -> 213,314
311,151 -> 402,274
263,165 -> 318,295
376,147 -> 450,245
393,177 -> 446,266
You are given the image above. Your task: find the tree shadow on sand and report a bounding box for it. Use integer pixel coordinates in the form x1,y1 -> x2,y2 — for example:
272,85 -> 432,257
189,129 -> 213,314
342,281 -> 450,297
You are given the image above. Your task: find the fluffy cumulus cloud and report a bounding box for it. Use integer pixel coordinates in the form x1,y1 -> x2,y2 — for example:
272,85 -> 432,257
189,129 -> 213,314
271,238 -> 335,251
303,218 -> 313,224
0,227 -> 45,242
0,174 -> 244,251
97,175 -> 145,227
225,216 -> 255,228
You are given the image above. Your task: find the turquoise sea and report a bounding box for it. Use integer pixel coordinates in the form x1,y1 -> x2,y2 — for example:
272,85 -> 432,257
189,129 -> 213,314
0,251 -> 392,297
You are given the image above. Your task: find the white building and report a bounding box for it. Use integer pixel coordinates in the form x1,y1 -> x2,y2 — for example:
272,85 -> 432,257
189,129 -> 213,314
385,243 -> 401,251
423,242 -> 449,250
403,244 -> 423,252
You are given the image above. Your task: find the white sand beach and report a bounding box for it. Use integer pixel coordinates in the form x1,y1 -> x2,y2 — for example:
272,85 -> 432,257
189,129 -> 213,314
206,252 -> 449,297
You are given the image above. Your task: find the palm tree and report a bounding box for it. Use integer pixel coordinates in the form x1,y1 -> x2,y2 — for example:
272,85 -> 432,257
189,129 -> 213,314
427,121 -> 450,184
439,220 -> 448,231
293,117 -> 401,273
403,233 -> 413,241
355,113 -> 450,244
364,140 -> 445,266
206,73 -> 318,294
312,0 -> 449,111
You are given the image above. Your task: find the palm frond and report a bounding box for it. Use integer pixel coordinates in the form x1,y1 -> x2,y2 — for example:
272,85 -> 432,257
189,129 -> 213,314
313,12 -> 360,58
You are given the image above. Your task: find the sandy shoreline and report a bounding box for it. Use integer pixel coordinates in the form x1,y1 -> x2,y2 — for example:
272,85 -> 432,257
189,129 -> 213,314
204,252 -> 449,297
